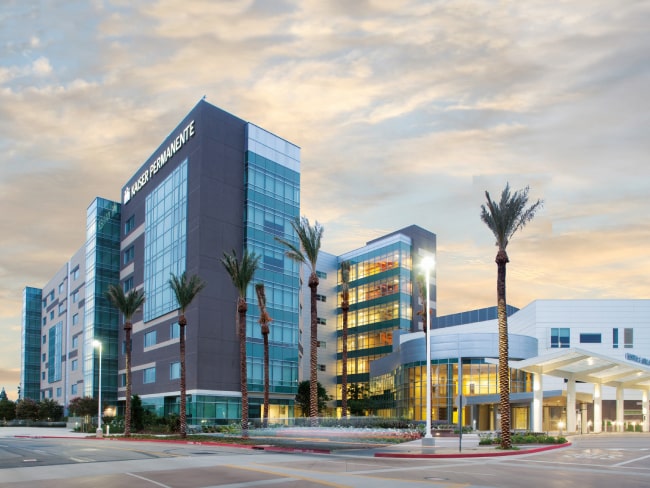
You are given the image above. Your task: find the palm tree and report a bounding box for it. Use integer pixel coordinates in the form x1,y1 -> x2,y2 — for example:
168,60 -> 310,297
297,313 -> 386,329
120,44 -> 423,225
169,271 -> 206,438
276,216 -> 323,426
481,183 -> 543,449
340,260 -> 350,418
255,283 -> 271,428
105,285 -> 145,437
221,250 -> 260,438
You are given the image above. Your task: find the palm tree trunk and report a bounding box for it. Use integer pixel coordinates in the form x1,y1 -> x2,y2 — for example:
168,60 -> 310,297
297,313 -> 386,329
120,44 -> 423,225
239,298 -> 249,438
124,324 -> 132,437
179,317 -> 187,438
263,331 -> 269,428
496,250 -> 511,449
341,298 -> 349,418
309,273 -> 319,426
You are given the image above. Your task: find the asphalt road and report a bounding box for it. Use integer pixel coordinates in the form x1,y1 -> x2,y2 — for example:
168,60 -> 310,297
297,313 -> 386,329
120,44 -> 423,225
0,433 -> 648,487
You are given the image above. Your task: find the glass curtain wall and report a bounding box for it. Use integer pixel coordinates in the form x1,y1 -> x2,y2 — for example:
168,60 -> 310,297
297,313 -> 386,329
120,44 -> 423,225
83,198 -> 121,404
21,287 -> 42,400
371,359 -> 533,423
336,241 -> 413,405
244,124 -> 301,419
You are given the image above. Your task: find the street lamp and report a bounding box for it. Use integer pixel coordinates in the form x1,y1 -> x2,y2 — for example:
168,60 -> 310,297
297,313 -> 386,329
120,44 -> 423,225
421,256 -> 435,446
93,340 -> 102,437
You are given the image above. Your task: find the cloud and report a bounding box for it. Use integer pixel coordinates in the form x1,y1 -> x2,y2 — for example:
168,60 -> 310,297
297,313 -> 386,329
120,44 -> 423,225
0,0 -> 648,379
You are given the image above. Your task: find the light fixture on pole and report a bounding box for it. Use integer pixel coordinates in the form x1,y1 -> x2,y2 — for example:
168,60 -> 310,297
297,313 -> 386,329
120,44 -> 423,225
421,256 -> 435,446
93,340 -> 103,437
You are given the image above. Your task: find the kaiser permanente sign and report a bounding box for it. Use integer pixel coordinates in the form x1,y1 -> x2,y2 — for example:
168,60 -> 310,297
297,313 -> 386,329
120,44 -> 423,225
123,120 -> 195,204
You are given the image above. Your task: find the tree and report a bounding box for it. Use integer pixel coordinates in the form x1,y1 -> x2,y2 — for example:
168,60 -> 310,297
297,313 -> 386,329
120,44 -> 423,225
340,260 -> 351,418
131,394 -> 145,431
68,396 -> 98,418
15,398 -> 39,420
221,250 -> 260,439
0,397 -> 15,422
347,383 -> 371,417
169,271 -> 207,438
38,398 -> 63,421
276,216 -> 323,426
295,380 -> 330,417
106,285 -> 145,437
255,283 -> 272,428
481,183 -> 543,449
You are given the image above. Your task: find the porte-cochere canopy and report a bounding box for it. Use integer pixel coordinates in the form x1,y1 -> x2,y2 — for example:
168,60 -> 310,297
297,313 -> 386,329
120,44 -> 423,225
512,347 -> 650,390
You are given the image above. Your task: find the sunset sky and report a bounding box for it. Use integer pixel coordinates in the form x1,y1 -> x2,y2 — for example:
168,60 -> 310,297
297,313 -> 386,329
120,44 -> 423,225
1,1 -> 648,399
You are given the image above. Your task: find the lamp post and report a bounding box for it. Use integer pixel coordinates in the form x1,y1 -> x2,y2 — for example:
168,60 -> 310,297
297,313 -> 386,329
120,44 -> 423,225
93,340 -> 102,437
421,256 -> 435,446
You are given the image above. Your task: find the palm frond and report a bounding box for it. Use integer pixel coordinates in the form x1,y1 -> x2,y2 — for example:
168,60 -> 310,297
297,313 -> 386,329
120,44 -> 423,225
169,271 -> 207,313
221,249 -> 261,297
106,285 -> 145,320
277,216 -> 323,272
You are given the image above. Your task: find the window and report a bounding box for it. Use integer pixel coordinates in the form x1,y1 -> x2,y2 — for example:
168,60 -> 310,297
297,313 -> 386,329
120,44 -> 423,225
125,215 -> 135,234
50,310 -> 54,320
170,322 -> 180,339
72,290 -> 79,303
624,328 -> 634,348
42,317 -> 46,326
170,361 -> 181,379
317,317 -> 327,325
42,334 -> 46,344
318,364 -> 326,371
551,328 -> 570,348
119,374 -> 126,387
316,294 -> 327,302
143,367 -> 156,384
144,330 -> 157,348
72,336 -> 78,349
42,353 -> 46,362
613,328 -> 619,348
580,333 -> 601,344
56,387 -> 61,397
72,313 -> 79,326
316,271 -> 327,279
58,302 -> 65,314
317,341 -> 326,348
72,267 -> 80,280
58,283 -> 64,294
124,277 -> 134,292
42,371 -> 45,380
71,359 -> 78,371
123,246 -> 135,265
71,384 -> 77,395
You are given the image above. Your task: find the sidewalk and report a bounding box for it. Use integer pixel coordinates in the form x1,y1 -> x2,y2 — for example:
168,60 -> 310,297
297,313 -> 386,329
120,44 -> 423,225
0,426 -> 90,438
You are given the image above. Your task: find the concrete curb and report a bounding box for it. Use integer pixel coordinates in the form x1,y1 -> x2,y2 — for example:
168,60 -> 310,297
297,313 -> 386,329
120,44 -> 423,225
374,441 -> 571,459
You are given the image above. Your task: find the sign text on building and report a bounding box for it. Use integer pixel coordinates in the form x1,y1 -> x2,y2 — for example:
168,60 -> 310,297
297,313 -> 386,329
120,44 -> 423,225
124,120 -> 195,203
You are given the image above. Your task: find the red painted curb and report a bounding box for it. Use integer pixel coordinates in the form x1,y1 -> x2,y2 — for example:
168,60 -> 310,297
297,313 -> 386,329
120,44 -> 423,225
374,442 -> 571,459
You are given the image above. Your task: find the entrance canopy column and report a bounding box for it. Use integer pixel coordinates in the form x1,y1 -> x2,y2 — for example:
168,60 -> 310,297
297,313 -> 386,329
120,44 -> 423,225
567,378 -> 577,433
641,390 -> 650,432
594,383 -> 602,433
616,386 -> 625,432
532,373 -> 543,432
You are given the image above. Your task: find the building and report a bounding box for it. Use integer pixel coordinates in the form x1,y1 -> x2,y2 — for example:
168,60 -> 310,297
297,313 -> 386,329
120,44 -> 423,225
21,100 -> 302,424
369,299 -> 650,432
306,225 -> 437,415
20,197 -> 121,409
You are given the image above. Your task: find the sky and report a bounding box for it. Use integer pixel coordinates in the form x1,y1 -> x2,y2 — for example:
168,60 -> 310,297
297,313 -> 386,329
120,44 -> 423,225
0,0 -> 648,400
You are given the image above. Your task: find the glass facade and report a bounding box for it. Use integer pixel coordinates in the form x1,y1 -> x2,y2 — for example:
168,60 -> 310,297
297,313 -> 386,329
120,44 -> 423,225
370,359 -> 532,424
47,322 -> 62,383
83,198 -> 121,403
21,287 -> 42,400
143,159 -> 188,321
244,124 -> 301,402
335,240 -> 413,402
